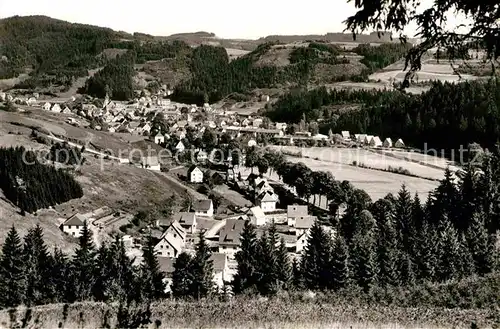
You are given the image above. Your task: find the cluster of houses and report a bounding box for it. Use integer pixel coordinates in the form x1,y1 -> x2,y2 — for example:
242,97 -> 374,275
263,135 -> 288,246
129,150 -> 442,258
341,131 -> 405,149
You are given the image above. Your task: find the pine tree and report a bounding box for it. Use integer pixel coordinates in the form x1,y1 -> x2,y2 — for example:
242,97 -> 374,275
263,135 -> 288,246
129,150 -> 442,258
23,225 -> 53,305
93,243 -> 112,301
255,231 -> 278,295
301,221 -> 333,290
191,231 -> 214,299
397,251 -> 416,286
330,235 -> 349,290
414,220 -> 437,281
0,226 -> 26,308
456,233 -> 475,278
52,248 -> 69,303
110,236 -> 138,303
171,252 -> 194,298
435,219 -> 461,282
276,237 -> 291,290
466,212 -> 495,275
233,220 -> 259,294
292,258 -> 303,290
376,212 -> 399,287
393,185 -> 415,253
458,163 -> 479,232
350,212 -> 378,291
71,221 -> 96,302
140,234 -> 165,301
433,167 -> 459,227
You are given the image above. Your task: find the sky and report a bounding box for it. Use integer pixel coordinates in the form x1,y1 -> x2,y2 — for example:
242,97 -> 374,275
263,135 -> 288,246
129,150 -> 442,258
0,0 -> 468,39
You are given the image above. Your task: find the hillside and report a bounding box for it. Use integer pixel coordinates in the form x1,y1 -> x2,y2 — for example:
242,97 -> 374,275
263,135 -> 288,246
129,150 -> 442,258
0,15 -> 414,102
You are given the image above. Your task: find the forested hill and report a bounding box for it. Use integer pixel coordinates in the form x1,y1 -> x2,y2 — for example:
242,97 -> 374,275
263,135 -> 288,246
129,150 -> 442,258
266,78 -> 500,152
0,15 -> 131,79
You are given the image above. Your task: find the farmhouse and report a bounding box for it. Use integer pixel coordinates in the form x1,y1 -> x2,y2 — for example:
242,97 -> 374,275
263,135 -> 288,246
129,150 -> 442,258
192,199 -> 214,217
394,138 -> 405,148
218,218 -> 246,257
370,136 -> 382,147
341,131 -> 350,141
356,134 -> 366,143
42,102 -> 51,111
154,221 -> 186,258
296,230 -> 309,253
247,206 -> 266,226
287,205 -> 309,227
257,191 -> 278,213
62,213 -> 86,237
174,212 -> 197,233
383,138 -> 393,148
294,216 -> 316,236
175,141 -> 186,152
142,156 -> 160,171
154,132 -> 165,144
364,135 -> 374,145
187,165 -> 204,183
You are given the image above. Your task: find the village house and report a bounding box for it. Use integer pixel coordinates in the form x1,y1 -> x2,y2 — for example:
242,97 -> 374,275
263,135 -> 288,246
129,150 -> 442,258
296,230 -> 309,253
257,191 -> 278,213
173,212 -> 197,234
159,252 -> 232,294
138,122 -> 151,135
175,141 -> 186,152
370,136 -> 383,147
154,222 -> 186,258
294,216 -> 316,236
364,135 -> 374,145
141,156 -> 161,171
42,102 -> 51,111
275,122 -> 287,131
154,132 -> 165,144
187,165 -> 204,183
247,139 -> 257,147
247,206 -> 267,226
383,137 -> 393,148
341,131 -> 350,141
61,213 -> 87,237
192,199 -> 214,217
218,217 -> 246,258
356,134 -> 366,143
287,205 -> 309,227
394,138 -> 405,148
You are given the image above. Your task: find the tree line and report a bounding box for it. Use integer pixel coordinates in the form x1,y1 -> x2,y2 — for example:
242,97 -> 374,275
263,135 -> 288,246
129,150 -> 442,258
267,78 -> 500,152
0,147 -> 83,214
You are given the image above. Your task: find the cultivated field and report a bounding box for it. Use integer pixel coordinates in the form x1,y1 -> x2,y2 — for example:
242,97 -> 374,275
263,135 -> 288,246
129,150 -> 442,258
266,146 -> 452,201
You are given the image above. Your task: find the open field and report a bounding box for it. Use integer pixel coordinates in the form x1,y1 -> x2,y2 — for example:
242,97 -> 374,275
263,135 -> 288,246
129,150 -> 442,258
270,146 -> 458,180
0,299 -> 495,329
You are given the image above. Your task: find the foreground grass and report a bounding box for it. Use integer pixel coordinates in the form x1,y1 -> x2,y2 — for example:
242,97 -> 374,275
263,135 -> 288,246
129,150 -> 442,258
0,298 -> 498,329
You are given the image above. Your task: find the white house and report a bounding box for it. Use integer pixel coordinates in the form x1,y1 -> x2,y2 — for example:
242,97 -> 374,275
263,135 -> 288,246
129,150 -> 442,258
154,132 -> 165,144
287,205 -> 309,227
247,206 -> 267,226
295,216 -> 316,236
257,191 -> 278,213
357,134 -> 367,143
383,138 -> 393,148
275,122 -> 287,131
175,141 -> 186,152
394,138 -> 405,148
155,231 -> 185,258
247,139 -> 257,147
187,165 -> 204,183
174,212 -> 197,234
62,107 -> 71,114
51,104 -> 62,113
61,213 -> 86,237
142,156 -> 161,171
364,135 -> 374,145
261,94 -> 270,102
341,131 -> 350,141
193,199 -> 214,217
42,102 -> 51,111
296,230 -> 310,253
370,136 -> 382,147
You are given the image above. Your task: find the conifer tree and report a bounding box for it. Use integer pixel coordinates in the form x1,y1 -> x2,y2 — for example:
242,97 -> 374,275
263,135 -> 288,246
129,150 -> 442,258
330,235 -> 349,290
457,233 -> 475,278
376,211 -> 399,287
233,220 -> 259,294
393,185 -> 415,253
466,212 -> 495,275
52,248 -> 69,303
171,252 -> 194,298
412,193 -> 425,230
433,168 -> 459,227
458,164 -> 479,232
276,237 -> 292,289
71,221 -> 96,302
292,258 -> 303,290
397,251 -> 416,286
110,236 -> 138,303
0,226 -> 26,308
23,225 -> 53,305
256,231 -> 278,295
414,220 -> 437,281
301,221 -> 333,290
191,231 -> 214,299
435,219 -> 461,282
140,234 -> 165,301
93,243 -> 112,301
350,211 -> 378,291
